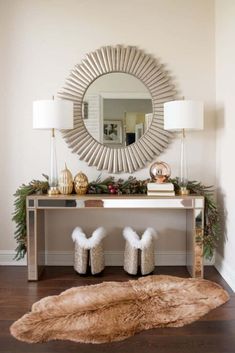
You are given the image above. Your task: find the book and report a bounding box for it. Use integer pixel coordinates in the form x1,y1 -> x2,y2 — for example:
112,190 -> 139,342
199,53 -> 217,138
147,182 -> 174,191
147,190 -> 175,196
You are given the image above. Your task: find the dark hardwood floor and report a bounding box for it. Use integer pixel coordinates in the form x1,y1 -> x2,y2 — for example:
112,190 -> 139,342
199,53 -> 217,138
0,266 -> 234,353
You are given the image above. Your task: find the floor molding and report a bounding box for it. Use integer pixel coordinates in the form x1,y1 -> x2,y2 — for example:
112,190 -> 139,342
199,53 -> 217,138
0,250 -> 213,266
0,251 -> 27,266
215,253 -> 235,292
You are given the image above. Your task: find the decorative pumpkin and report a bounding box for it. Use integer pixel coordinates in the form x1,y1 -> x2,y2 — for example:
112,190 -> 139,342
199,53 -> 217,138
58,163 -> 73,194
74,171 -> 89,195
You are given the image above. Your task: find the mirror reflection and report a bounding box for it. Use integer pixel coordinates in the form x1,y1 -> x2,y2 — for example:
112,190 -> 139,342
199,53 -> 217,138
82,73 -> 153,147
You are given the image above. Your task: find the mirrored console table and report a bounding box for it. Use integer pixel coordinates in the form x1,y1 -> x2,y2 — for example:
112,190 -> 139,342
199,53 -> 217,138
26,194 -> 204,281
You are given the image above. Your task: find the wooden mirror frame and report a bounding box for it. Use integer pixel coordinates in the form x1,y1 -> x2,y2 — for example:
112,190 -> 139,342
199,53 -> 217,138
58,45 -> 176,173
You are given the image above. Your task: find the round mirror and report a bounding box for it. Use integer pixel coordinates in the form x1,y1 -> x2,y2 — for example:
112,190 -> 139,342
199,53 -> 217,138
83,73 -> 152,147
58,45 -> 176,173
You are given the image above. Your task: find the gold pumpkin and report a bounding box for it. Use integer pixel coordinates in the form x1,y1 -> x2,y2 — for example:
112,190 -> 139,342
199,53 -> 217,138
58,163 -> 73,195
74,171 -> 89,195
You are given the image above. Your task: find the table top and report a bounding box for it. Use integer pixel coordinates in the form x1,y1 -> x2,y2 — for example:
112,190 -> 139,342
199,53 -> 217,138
27,194 -> 204,209
27,193 -> 204,200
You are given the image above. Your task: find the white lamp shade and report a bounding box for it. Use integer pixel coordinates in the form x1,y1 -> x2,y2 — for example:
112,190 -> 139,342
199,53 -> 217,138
164,100 -> 204,131
33,100 -> 74,130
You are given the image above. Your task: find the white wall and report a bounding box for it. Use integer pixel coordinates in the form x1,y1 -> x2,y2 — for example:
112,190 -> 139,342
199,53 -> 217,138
0,0 -> 215,261
215,0 -> 235,290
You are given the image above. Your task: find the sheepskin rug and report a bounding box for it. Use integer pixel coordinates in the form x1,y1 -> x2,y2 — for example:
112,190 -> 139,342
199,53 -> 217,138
10,275 -> 229,344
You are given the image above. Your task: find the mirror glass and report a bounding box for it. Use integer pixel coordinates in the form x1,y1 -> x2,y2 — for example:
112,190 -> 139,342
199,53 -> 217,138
82,73 -> 153,147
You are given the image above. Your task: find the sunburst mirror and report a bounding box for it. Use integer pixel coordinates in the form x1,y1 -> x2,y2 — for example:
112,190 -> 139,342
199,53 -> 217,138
58,45 -> 176,173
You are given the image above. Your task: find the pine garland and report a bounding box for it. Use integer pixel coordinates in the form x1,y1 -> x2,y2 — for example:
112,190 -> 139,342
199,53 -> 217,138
169,178 -> 219,260
88,175 -> 148,195
12,175 -> 219,260
12,178 -> 49,260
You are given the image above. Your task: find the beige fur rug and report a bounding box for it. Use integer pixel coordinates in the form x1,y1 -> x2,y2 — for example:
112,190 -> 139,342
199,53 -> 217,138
10,275 -> 229,344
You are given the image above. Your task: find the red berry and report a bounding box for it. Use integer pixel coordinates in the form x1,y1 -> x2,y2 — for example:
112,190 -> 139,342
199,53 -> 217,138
110,188 -> 116,194
108,184 -> 113,190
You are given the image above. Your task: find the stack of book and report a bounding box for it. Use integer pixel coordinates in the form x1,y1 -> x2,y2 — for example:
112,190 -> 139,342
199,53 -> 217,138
147,182 -> 175,196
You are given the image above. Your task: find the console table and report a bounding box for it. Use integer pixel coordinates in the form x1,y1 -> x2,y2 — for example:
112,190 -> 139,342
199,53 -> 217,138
26,194 -> 204,281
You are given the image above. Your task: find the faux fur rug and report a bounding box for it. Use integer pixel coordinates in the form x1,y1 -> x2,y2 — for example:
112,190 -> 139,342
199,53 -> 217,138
10,275 -> 229,344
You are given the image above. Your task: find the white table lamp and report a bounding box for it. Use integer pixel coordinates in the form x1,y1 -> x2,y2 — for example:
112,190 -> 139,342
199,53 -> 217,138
164,100 -> 204,194
33,99 -> 74,195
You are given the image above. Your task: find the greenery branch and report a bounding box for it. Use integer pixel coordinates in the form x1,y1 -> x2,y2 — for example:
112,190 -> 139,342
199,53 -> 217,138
12,175 -> 219,261
12,177 -> 49,260
170,178 -> 219,259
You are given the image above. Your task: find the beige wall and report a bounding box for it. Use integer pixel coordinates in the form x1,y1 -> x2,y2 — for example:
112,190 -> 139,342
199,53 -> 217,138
0,0 -> 215,260
215,0 -> 235,290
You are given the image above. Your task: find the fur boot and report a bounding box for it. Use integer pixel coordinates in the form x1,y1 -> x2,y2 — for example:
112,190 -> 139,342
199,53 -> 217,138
123,227 -> 157,275
72,227 -> 106,275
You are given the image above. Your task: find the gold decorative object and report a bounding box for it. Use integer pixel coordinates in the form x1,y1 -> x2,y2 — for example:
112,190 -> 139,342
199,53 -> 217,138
58,163 -> 73,195
179,186 -> 190,195
48,187 -> 60,196
74,171 -> 89,195
149,161 -> 171,183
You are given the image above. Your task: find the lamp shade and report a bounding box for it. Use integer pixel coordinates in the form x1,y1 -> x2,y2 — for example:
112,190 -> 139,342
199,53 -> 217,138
33,100 -> 74,130
164,100 -> 204,131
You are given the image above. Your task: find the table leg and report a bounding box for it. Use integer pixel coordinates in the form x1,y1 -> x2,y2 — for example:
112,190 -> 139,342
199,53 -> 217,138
186,209 -> 204,278
27,209 -> 45,280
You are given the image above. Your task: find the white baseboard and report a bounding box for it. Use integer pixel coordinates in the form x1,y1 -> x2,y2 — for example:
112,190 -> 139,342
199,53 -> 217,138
0,250 -> 214,266
0,250 -> 27,266
215,253 -> 235,292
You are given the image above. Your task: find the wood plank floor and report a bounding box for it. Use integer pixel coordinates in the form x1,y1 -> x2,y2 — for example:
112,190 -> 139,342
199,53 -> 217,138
0,266 -> 234,353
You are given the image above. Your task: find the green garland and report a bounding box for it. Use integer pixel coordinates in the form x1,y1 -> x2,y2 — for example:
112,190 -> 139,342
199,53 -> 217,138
12,176 -> 219,260
12,178 -> 49,260
169,178 -> 219,260
88,175 -> 148,195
